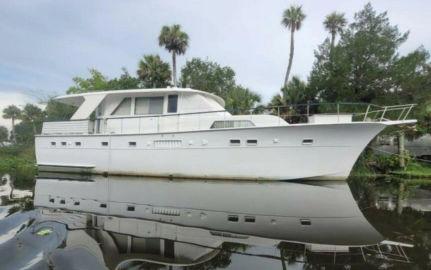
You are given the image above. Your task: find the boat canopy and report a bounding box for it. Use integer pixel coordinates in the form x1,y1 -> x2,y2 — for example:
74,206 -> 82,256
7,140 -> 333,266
55,88 -> 226,120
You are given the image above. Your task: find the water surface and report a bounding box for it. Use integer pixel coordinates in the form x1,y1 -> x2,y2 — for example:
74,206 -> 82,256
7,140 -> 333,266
0,176 -> 429,269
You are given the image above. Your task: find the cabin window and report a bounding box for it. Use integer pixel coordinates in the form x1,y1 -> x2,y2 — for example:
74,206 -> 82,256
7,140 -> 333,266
228,215 -> 239,222
101,142 -> 109,146
230,139 -> 241,146
112,97 -> 132,116
167,95 -> 178,113
75,142 -> 81,147
244,216 -> 256,223
300,219 -> 311,226
129,141 -> 137,147
51,142 -> 56,146
100,203 -> 107,208
247,139 -> 258,146
127,205 -> 135,211
61,142 -> 67,146
211,120 -> 255,129
135,96 -> 164,115
302,139 -> 314,145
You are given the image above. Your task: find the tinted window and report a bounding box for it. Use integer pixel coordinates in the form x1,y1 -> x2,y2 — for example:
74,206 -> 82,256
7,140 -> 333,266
135,97 -> 164,115
167,95 -> 178,113
211,120 -> 255,129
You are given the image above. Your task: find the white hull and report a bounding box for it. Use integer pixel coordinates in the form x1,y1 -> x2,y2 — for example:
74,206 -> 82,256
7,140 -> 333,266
36,122 -> 388,181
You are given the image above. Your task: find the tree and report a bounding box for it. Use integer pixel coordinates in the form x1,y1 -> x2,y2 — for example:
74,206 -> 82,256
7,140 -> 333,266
44,98 -> 76,121
107,68 -> 140,90
270,76 -> 317,122
323,12 -> 347,53
281,5 -> 306,86
158,24 -> 189,87
0,126 -> 8,146
180,58 -> 261,113
225,86 -> 261,115
180,58 -> 236,98
309,3 -> 409,103
137,55 -> 171,88
67,68 -> 140,94
20,104 -> 44,134
2,105 -> 22,143
67,69 -> 111,94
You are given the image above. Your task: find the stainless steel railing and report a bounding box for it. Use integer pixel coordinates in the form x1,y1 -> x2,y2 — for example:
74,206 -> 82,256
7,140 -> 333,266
41,102 -> 416,135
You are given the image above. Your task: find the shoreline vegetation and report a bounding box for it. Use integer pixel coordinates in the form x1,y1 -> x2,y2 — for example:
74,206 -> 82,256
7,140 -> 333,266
0,3 -> 430,188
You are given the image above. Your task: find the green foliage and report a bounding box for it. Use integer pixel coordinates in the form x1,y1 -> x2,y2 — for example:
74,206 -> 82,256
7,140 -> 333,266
0,126 -> 8,145
44,99 -> 76,121
324,12 -> 347,37
107,68 -> 140,90
14,121 -> 35,145
137,55 -> 171,88
158,24 -> 189,55
180,58 -> 261,113
2,105 -> 21,121
225,86 -> 261,115
310,3 -> 409,103
67,68 -> 140,94
281,5 -> 306,31
0,145 -> 36,189
180,58 -> 236,98
67,69 -> 110,94
20,104 -> 44,134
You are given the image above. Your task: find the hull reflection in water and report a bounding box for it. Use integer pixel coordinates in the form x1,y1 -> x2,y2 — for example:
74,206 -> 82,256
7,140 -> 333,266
34,174 -> 383,246
0,174 -> 416,269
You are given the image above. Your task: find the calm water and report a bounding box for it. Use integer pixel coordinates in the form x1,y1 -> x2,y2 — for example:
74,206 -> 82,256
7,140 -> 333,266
0,175 -> 430,270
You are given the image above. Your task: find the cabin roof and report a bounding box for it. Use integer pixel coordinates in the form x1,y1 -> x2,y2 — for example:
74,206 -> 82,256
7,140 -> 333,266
55,87 -> 225,107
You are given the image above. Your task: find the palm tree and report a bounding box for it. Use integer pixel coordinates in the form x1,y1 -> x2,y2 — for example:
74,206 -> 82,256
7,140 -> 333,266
323,12 -> 347,53
2,105 -> 21,143
137,55 -> 172,88
158,24 -> 189,87
282,5 -> 306,87
20,104 -> 44,134
0,126 -> 8,146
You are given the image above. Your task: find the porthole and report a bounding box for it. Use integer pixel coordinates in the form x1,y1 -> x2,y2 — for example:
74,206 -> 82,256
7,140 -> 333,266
61,142 -> 67,146
300,219 -> 311,226
74,201 -> 80,206
230,139 -> 241,146
49,198 -> 54,203
101,142 -> 109,146
302,139 -> 314,145
129,142 -> 137,147
228,215 -> 239,222
100,203 -> 107,208
244,216 -> 256,223
51,142 -> 56,146
246,139 -> 258,146
127,205 -> 135,211
75,142 -> 81,146
60,199 -> 65,204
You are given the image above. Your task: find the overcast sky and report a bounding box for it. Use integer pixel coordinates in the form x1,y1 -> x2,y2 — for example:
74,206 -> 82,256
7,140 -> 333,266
0,0 -> 430,127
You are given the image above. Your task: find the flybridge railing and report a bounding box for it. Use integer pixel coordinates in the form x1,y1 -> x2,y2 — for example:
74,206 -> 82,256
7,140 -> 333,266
250,102 -> 416,124
40,102 -> 416,135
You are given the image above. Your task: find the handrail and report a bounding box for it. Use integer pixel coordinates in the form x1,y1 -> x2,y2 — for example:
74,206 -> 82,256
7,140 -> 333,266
41,102 -> 416,135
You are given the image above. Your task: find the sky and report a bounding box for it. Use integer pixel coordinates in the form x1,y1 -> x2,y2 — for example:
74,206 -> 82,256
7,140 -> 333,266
0,0 -> 430,128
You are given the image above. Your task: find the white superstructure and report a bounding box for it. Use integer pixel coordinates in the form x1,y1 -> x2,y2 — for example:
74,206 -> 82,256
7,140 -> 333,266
35,88 -> 416,180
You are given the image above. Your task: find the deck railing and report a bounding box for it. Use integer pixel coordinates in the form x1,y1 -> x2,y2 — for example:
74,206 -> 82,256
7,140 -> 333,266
40,103 -> 416,135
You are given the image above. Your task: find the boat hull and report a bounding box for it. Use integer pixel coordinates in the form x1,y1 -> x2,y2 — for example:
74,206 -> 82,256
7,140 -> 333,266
35,122 -> 387,181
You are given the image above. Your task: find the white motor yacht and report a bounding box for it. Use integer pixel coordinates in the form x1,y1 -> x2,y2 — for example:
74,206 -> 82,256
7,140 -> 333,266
35,88 -> 416,180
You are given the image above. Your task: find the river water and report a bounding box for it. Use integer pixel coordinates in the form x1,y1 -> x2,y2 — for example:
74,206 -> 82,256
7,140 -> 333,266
0,175 -> 430,270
